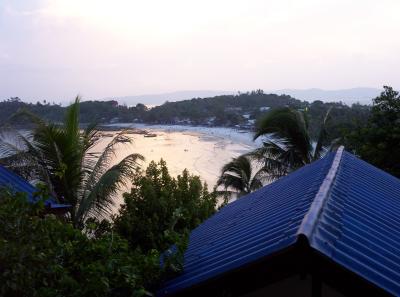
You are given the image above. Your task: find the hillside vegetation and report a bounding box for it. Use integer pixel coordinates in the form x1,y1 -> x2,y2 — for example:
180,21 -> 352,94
1,90 -> 370,142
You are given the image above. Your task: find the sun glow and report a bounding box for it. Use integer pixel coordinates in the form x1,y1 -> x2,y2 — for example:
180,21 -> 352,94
1,0 -> 400,99
36,0 -> 232,40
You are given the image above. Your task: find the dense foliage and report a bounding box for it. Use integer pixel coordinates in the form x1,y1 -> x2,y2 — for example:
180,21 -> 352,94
0,98 -> 221,296
0,190 -> 160,297
0,92 -> 371,140
307,100 -> 370,142
0,98 -> 141,126
0,98 -> 64,125
344,86 -> 400,177
113,160 -> 217,253
2,87 -> 397,296
0,98 -> 144,227
142,90 -> 306,125
0,160 -> 216,296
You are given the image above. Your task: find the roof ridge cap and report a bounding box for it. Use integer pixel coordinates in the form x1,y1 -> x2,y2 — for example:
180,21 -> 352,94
297,146 -> 345,242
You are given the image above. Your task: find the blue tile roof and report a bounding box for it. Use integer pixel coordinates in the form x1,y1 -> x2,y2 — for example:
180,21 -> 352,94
160,148 -> 400,296
0,165 -> 70,210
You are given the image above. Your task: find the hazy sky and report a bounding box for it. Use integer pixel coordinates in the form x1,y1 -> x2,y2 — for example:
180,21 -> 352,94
1,0 -> 399,103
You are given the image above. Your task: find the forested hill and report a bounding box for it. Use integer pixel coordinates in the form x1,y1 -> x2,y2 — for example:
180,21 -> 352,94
0,91 -> 304,126
0,91 -> 371,141
143,90 -> 306,125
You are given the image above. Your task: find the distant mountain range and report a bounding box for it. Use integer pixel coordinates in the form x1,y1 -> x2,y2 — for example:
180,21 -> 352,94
106,88 -> 382,106
274,88 -> 381,105
106,90 -> 235,106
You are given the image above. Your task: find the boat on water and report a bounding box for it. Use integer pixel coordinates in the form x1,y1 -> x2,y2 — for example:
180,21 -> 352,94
144,133 -> 157,138
125,129 -> 147,135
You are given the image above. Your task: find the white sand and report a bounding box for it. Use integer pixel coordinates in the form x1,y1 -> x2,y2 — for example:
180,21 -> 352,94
104,123 -> 262,147
98,124 -> 261,189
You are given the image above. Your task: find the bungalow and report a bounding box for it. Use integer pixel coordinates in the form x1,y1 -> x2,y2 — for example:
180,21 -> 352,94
159,147 -> 400,297
259,106 -> 270,112
0,165 -> 70,214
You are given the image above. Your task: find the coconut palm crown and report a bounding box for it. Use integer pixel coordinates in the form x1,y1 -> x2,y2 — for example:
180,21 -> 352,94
0,97 -> 144,227
216,155 -> 264,201
251,107 -> 331,181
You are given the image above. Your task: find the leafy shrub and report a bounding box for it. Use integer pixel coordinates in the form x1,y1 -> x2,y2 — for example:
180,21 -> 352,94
113,160 -> 217,253
0,189 -> 159,297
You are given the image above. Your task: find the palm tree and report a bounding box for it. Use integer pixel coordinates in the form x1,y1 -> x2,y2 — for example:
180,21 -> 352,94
250,107 -> 331,181
0,97 -> 144,227
216,155 -> 264,201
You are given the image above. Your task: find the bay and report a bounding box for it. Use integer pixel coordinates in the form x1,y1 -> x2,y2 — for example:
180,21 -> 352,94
96,125 -> 259,189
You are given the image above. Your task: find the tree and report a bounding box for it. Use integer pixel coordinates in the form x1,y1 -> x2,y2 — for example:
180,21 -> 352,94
135,103 -> 148,113
250,107 -> 331,181
0,189 -> 160,297
216,155 -> 263,200
113,160 -> 217,253
0,97 -> 144,227
344,86 -> 400,177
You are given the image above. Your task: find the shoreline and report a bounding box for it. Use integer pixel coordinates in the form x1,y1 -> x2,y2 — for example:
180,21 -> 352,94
102,123 -> 262,148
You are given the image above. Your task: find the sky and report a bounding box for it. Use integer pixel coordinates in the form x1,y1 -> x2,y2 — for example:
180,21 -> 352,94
0,0 -> 399,103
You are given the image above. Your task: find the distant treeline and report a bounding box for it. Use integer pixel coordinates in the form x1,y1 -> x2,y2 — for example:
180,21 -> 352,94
1,90 -> 371,142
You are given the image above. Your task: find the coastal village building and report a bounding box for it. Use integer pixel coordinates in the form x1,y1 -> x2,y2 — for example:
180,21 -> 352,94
160,147 -> 400,297
0,165 -> 70,214
259,106 -> 270,112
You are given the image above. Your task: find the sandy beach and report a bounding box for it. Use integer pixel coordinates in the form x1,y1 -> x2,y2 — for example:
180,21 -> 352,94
103,123 -> 262,147
98,124 -> 261,189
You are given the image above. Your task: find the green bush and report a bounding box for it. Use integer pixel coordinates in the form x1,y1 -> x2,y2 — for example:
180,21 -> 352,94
113,160 -> 217,253
0,190 -> 159,297
344,86 -> 400,177
0,161 -> 218,296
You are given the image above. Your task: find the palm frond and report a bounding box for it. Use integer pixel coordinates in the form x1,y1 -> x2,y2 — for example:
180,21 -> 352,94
254,108 -> 312,164
249,168 -> 264,191
0,130 -> 59,197
1,97 -> 147,226
77,153 -> 144,223
246,140 -> 290,179
313,107 -> 332,160
217,155 -> 263,197
214,189 -> 237,204
65,97 -> 80,135
4,108 -> 47,128
220,155 -> 252,180
82,130 -> 138,197
0,139 -> 37,179
82,122 -> 100,153
217,173 -> 246,193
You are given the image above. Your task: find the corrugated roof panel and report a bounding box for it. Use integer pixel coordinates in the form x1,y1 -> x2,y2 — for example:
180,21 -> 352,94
312,151 -> 400,295
161,152 -> 335,295
0,165 -> 70,209
161,149 -> 400,296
